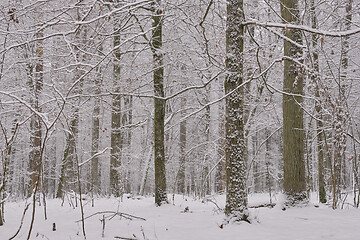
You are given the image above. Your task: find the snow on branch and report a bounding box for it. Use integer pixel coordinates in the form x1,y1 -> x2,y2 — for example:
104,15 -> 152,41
78,147 -> 111,167
243,20 -> 360,37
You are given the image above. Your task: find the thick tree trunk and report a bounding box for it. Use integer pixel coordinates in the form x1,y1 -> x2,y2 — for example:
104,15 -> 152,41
224,0 -> 248,221
152,0 -> 167,206
281,0 -> 306,204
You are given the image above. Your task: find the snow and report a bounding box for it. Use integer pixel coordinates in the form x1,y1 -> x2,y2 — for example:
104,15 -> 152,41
1,193 -> 360,240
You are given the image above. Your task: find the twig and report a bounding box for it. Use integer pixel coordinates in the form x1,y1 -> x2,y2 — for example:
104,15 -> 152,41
204,198 -> 223,212
76,211 -> 146,223
114,237 -> 137,240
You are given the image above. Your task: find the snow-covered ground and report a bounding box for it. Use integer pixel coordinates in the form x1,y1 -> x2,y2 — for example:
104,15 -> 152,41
1,193 -> 360,240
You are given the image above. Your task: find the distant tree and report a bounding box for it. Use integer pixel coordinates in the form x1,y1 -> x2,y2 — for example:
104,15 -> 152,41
110,5 -> 123,198
91,54 -> 103,198
177,96 -> 186,194
56,14 -> 86,199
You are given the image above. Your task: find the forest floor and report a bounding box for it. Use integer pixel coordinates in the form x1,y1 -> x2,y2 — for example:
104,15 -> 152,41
1,193 -> 360,240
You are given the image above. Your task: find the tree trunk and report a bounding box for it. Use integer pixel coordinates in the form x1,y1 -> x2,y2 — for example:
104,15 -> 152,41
152,0 -> 167,206
310,0 -> 326,204
178,97 -> 186,194
91,66 -> 102,197
281,0 -> 306,204
110,19 -> 122,198
56,113 -> 79,199
28,27 -> 44,197
56,25 -> 85,199
123,78 -> 133,194
224,0 -> 248,221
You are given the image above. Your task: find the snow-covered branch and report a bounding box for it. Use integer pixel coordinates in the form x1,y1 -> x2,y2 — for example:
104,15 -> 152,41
243,19 -> 360,37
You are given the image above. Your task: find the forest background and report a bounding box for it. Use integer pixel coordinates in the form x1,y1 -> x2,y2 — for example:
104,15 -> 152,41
0,0 -> 360,235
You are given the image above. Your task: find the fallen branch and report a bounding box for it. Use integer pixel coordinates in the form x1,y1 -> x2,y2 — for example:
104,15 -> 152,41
76,211 -> 146,223
114,236 -> 137,240
249,203 -> 276,209
204,198 -> 223,212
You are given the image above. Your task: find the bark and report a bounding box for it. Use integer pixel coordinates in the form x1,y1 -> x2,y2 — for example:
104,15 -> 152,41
177,97 -> 186,194
331,0 -> 352,209
281,0 -> 306,203
224,0 -> 248,221
123,78 -> 133,193
91,68 -> 102,196
110,20 -> 122,198
252,131 -> 260,193
339,0 -> 352,190
28,27 -> 44,197
139,144 -> 153,196
56,113 -> 79,199
265,128 -> 273,202
310,0 -> 326,204
56,21 -> 85,199
151,0 -> 167,206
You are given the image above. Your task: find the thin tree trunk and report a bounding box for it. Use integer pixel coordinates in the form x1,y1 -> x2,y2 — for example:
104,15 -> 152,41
331,0 -> 352,209
339,0 -> 352,192
178,97 -> 186,194
123,78 -> 133,194
151,0 -> 167,206
139,145 -> 153,196
110,18 -> 122,198
28,26 -> 44,197
56,114 -> 79,199
56,25 -> 86,199
91,67 -> 102,198
310,0 -> 326,204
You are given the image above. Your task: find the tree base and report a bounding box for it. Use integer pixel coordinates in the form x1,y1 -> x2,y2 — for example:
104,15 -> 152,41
225,211 -> 251,224
284,192 -> 308,208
